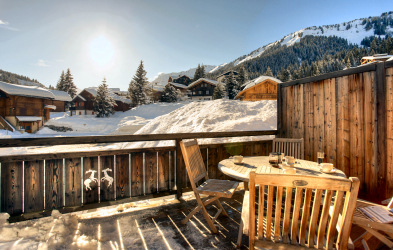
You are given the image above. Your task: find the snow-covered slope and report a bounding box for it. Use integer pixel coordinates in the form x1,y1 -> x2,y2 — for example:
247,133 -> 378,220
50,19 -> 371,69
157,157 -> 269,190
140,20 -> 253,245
150,65 -> 216,90
213,13 -> 393,72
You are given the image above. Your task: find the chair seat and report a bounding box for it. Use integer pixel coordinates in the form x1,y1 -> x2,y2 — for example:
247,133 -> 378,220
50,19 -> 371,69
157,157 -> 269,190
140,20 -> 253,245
197,179 -> 239,198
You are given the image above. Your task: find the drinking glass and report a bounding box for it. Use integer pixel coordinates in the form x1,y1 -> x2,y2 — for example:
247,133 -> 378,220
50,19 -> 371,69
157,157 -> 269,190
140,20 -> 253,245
317,152 -> 325,165
269,153 -> 278,165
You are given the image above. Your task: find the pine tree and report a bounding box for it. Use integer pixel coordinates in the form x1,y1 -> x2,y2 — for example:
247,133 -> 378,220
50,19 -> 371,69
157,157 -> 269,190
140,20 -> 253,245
225,71 -> 240,99
93,77 -> 116,117
265,66 -> 273,77
193,64 -> 205,82
56,71 -> 66,91
128,60 -> 151,106
161,84 -> 178,102
63,69 -> 77,98
237,65 -> 248,88
212,83 -> 226,99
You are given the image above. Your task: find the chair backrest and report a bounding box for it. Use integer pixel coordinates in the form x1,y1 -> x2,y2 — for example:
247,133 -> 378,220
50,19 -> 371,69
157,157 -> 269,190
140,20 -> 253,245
180,139 -> 208,189
272,138 -> 304,159
248,172 -> 359,250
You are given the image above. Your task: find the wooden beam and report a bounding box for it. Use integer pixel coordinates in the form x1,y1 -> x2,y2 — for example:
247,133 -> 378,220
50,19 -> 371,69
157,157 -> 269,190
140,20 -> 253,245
0,130 -> 277,148
175,139 -> 183,199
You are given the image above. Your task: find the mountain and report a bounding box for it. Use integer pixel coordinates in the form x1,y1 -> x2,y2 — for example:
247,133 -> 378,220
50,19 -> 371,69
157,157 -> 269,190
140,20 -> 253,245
210,12 -> 393,74
151,65 -> 216,90
0,69 -> 46,88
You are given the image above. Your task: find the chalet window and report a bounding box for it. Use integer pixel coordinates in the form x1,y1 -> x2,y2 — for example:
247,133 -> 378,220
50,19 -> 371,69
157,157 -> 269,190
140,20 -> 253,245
81,102 -> 84,107
34,109 -> 40,116
75,102 -> 78,107
198,91 -> 202,95
79,112 -> 82,115
20,108 -> 26,116
206,90 -> 209,94
26,126 -> 31,131
92,111 -> 95,115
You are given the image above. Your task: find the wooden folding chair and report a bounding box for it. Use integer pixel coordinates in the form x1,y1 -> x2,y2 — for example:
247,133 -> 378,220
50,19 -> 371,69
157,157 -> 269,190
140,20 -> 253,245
239,172 -> 359,250
272,138 -> 304,159
180,139 -> 239,234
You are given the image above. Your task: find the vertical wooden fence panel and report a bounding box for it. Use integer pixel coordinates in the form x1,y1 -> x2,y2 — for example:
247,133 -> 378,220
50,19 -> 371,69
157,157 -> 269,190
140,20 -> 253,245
208,147 -> 218,179
24,160 -> 44,213
386,67 -> 393,196
145,152 -> 157,194
324,78 -> 337,166
1,162 -> 23,215
336,76 -> 350,176
99,156 -> 114,201
64,158 -> 81,207
83,157 -> 98,205
281,85 -> 287,138
169,151 -> 175,189
313,81 -> 324,162
363,71 -> 377,195
131,152 -> 143,196
45,159 -> 63,210
116,154 -> 130,198
157,151 -> 169,192
304,82 -> 314,161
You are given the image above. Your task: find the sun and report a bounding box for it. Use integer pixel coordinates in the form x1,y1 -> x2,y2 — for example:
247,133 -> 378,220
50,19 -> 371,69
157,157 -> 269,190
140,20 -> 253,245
89,35 -> 115,66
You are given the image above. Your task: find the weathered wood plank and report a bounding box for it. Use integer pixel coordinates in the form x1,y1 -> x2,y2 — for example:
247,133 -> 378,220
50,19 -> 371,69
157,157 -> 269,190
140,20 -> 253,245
324,78 -> 337,166
83,157 -> 99,204
158,151 -> 169,192
304,82 -> 313,161
313,81 -> 324,162
336,76 -> 350,176
281,85 -> 287,138
131,152 -> 143,196
46,159 -> 64,209
100,156 -> 115,201
1,162 -> 23,215
64,158 -> 81,207
376,62 -> 386,198
208,147 -> 218,179
145,152 -> 157,194
116,154 -> 130,198
385,67 -> 393,197
24,160 -> 44,213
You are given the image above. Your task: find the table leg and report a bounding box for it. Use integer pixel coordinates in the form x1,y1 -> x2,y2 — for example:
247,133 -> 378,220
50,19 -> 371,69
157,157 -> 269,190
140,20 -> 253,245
244,181 -> 249,191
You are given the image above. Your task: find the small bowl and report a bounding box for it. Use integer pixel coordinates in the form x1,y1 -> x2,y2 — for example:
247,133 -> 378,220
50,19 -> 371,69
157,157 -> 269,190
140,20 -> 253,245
320,163 -> 333,172
233,155 -> 243,164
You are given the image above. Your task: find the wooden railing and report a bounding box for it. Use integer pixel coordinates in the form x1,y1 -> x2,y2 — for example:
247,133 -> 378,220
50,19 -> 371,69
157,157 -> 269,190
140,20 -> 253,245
0,131 -> 276,216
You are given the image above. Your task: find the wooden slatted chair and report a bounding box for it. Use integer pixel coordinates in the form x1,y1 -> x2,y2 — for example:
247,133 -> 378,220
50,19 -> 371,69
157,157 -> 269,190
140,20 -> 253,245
272,138 -> 304,159
241,172 -> 359,250
180,139 -> 239,234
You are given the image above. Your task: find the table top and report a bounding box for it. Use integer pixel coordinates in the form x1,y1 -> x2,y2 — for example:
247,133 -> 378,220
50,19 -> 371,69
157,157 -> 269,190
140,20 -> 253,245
218,156 -> 346,182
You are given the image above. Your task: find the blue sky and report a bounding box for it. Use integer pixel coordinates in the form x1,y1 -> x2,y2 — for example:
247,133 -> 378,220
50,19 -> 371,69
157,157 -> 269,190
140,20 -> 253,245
0,0 -> 391,90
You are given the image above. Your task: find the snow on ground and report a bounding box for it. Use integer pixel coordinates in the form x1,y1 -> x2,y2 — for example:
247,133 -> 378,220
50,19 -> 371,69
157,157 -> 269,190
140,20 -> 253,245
0,99 -> 277,156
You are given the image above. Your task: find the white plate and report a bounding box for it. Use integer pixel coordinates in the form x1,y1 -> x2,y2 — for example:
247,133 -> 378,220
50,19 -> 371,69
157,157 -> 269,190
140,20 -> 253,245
233,161 -> 245,165
321,168 -> 336,174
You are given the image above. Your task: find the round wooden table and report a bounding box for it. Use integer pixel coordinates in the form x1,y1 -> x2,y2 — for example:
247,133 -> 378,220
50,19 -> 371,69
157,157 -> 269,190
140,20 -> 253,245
218,156 -> 346,182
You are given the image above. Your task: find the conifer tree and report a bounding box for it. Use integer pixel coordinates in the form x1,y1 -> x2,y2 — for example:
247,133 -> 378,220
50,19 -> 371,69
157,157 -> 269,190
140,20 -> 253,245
264,67 -> 273,77
93,77 -> 116,117
237,65 -> 248,87
63,68 -> 77,98
161,84 -> 178,102
212,83 -> 226,99
128,60 -> 151,106
193,64 -> 205,82
56,71 -> 66,91
225,71 -> 240,99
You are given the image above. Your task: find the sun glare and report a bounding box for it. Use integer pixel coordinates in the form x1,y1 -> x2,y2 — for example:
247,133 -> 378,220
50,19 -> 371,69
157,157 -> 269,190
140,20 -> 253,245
89,35 -> 115,67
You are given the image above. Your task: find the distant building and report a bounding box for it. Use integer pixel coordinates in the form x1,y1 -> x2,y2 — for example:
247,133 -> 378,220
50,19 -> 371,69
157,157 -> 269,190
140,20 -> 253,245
186,78 -> 217,101
0,81 -> 59,133
360,53 -> 393,65
45,89 -> 72,112
71,87 -> 132,116
235,76 -> 282,101
168,75 -> 192,86
168,82 -> 188,93
216,71 -> 238,84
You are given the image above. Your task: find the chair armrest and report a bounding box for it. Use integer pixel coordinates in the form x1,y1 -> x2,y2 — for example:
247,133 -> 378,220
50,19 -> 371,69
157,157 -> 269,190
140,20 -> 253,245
241,191 -> 250,236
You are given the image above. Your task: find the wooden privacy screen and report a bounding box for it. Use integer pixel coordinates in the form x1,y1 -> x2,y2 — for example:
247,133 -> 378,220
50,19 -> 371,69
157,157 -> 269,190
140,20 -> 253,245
277,61 -> 393,199
1,140 -> 272,216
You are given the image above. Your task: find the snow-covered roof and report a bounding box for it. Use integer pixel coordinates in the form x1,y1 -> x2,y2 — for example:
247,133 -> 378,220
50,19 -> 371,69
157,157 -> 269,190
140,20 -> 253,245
44,104 -> 56,110
168,82 -> 188,89
362,54 -> 393,60
84,87 -> 131,104
16,116 -> 42,122
48,90 -> 72,102
72,94 -> 87,102
387,56 -> 393,62
0,81 -> 55,99
187,78 -> 218,89
236,75 -> 282,99
109,88 -> 121,91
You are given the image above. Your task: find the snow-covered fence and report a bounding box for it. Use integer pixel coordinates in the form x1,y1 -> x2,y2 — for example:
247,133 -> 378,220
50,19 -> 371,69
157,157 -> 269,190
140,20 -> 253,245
0,131 -> 276,217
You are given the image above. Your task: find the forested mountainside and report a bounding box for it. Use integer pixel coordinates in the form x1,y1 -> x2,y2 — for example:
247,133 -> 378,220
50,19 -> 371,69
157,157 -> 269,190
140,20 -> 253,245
0,69 -> 45,88
206,12 -> 393,82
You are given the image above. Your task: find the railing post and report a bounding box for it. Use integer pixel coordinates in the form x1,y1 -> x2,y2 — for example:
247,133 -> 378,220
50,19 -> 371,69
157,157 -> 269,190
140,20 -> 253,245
175,139 -> 183,199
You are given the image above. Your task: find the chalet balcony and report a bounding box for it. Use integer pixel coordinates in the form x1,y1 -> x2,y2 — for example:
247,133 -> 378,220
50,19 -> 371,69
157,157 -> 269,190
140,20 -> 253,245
1,61 -> 393,249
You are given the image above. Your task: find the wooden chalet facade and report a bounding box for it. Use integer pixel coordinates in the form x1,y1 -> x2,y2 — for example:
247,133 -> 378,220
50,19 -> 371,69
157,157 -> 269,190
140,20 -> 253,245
360,53 -> 393,65
186,78 -> 217,101
235,76 -> 281,101
168,82 -> 188,93
0,81 -> 58,133
168,75 -> 192,86
44,89 -> 72,112
71,88 -> 132,116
